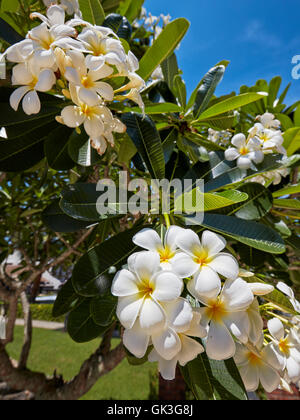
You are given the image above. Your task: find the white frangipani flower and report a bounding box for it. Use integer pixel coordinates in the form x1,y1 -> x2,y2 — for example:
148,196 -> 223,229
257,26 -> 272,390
132,226 -> 184,270
250,123 -> 286,155
268,318 -> 300,383
111,251 -> 183,334
256,112 -> 281,130
234,339 -> 281,392
249,168 -> 290,186
225,133 -> 264,170
190,278 -> 254,360
148,305 -> 206,380
277,282 -> 300,313
172,229 -> 239,297
42,0 -> 82,17
4,39 -> 34,64
10,60 -> 56,115
64,51 -> 114,106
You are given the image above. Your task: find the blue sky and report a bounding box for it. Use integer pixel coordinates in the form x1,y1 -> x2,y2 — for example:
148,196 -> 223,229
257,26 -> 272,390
145,0 -> 300,106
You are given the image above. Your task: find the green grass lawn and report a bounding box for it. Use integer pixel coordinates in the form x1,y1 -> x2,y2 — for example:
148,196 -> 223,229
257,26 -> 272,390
6,326 -> 158,400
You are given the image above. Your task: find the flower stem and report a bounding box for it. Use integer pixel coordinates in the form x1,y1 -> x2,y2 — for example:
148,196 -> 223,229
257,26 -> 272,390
163,213 -> 171,229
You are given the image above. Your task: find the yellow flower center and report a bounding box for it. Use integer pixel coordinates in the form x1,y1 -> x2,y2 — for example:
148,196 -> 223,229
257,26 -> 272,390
80,104 -> 97,118
81,75 -> 95,89
247,351 -> 263,367
40,34 -> 55,50
159,246 -> 175,263
29,76 -> 38,90
138,279 -> 154,299
279,337 -> 290,355
259,132 -> 270,143
91,41 -> 107,57
205,299 -> 227,323
239,146 -> 249,155
193,248 -> 211,266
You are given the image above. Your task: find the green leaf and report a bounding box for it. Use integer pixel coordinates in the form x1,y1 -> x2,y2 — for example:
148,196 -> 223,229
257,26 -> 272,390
117,133 -> 137,165
268,76 -> 282,108
68,130 -> 102,167
161,53 -> 179,93
180,213 -> 285,254
175,189 -> 248,213
78,0 -> 105,25
229,183 -> 273,220
181,351 -> 248,400
283,127 -> 300,156
90,295 -> 117,326
42,200 -> 94,233
196,93 -> 268,121
121,112 -> 165,179
124,102 -> 182,115
138,18 -> 190,81
0,16 -> 23,43
118,0 -> 144,22
273,198 -> 300,210
194,65 -> 226,118
44,125 -> 75,170
71,227 -> 143,296
293,105 -> 300,126
273,184 -> 300,198
173,74 -> 187,108
67,299 -> 108,343
0,121 -> 59,172
53,279 -> 84,318
103,13 -> 132,41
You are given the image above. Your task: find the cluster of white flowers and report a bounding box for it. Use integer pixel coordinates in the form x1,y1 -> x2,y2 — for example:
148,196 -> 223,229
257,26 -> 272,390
136,8 -> 171,40
3,4 -> 145,155
249,168 -> 290,186
111,225 -> 300,394
225,112 -> 286,170
208,128 -> 232,147
42,0 -> 82,18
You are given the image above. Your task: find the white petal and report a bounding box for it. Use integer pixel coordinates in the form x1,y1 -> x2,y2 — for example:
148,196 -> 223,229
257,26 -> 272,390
221,278 -> 254,311
84,116 -> 104,138
193,265 -> 222,298
123,321 -> 150,359
61,105 -> 84,127
47,5 -> 65,26
239,364 -> 259,392
186,311 -> 207,338
111,269 -> 139,297
78,88 -> 100,106
22,90 -> 41,115
132,251 -> 160,283
116,294 -> 144,329
249,283 -> 274,296
35,69 -> 56,92
206,321 -> 236,360
89,64 -> 113,80
163,298 -> 193,333
151,271 -> 183,302
139,297 -> 165,334
148,349 -> 177,381
237,156 -> 252,170
171,252 -> 199,278
9,86 -> 30,111
286,356 -> 300,382
232,133 -> 246,148
65,67 -> 81,85
164,226 -> 185,252
267,318 -> 285,341
178,335 -> 204,366
225,148 -> 240,161
12,63 -> 33,85
208,253 -> 239,280
94,82 -> 114,101
201,230 -> 226,255
176,229 -> 202,257
152,327 -> 181,360
86,55 -> 106,71
90,136 -> 107,156
259,364 -> 280,393
224,312 -> 250,344
34,49 -> 55,68
132,228 -> 163,252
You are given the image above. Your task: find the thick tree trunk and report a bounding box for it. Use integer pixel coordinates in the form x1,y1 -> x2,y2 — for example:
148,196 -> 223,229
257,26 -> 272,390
159,367 -> 186,400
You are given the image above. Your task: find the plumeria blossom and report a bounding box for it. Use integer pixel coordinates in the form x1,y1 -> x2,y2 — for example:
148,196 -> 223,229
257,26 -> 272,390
64,51 -> 114,106
225,133 -> 265,170
60,84 -> 124,154
132,226 -> 184,270
43,0 -> 82,17
249,168 -> 290,186
172,229 -> 239,298
111,251 -> 183,334
256,112 -> 281,130
277,282 -> 300,313
250,123 -> 286,155
148,305 -> 206,380
267,318 -> 300,383
234,339 -> 281,392
208,128 -> 232,147
190,277 -> 254,360
10,59 -> 56,115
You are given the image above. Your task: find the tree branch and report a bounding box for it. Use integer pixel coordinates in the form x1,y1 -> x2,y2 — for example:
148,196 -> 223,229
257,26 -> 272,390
18,292 -> 32,369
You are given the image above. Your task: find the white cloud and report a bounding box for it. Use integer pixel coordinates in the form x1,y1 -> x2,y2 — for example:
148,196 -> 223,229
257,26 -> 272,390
243,20 -> 282,48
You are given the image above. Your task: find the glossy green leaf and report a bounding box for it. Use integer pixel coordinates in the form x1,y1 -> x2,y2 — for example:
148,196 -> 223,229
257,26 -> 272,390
90,295 -> 117,326
138,18 -> 190,81
273,198 -> 300,210
283,127 -> 300,156
173,74 -> 187,108
103,13 -> 132,40
273,184 -> 300,198
121,112 -> 165,179
78,0 -> 105,25
68,130 -> 102,167
52,279 -> 84,318
44,125 -> 74,170
230,183 -> 273,220
161,53 -> 179,93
